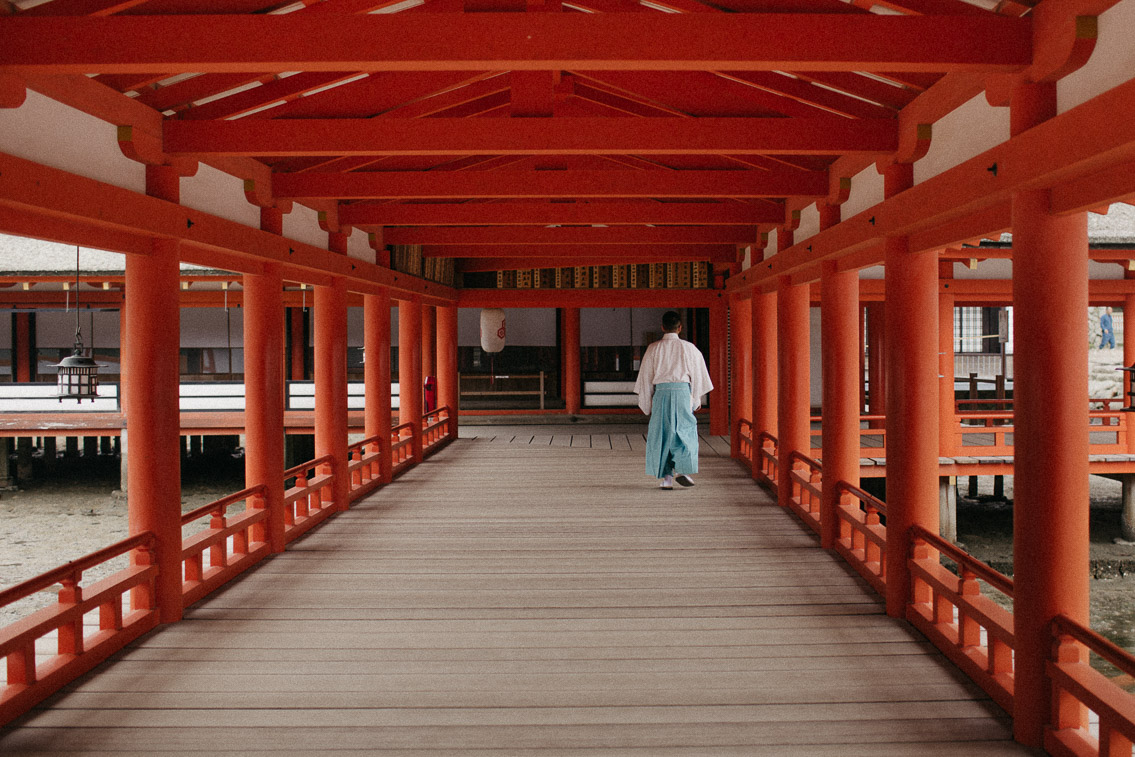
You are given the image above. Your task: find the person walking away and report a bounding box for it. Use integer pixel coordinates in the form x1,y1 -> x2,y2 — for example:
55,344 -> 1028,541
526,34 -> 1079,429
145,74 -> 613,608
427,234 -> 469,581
1101,307 -> 1115,349
634,311 -> 714,490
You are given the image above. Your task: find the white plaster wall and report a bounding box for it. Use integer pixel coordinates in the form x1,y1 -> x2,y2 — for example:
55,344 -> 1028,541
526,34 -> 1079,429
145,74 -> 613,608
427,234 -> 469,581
36,309 -> 121,349
180,162 -> 260,228
915,95 -> 1010,185
0,90 -> 145,194
1059,0 -> 1135,113
347,228 -> 375,263
859,265 -> 885,280
953,258 -> 1012,280
459,307 -> 555,346
843,164 -> 884,220
180,307 -> 243,347
282,203 -> 328,250
796,204 -> 820,244
765,229 -> 779,258
1,235 -> 126,271
1089,260 -> 1126,280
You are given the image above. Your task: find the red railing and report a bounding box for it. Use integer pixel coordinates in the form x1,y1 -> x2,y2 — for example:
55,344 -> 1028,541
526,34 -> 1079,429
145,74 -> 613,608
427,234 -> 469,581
908,525 -> 1016,713
283,455 -> 337,544
0,533 -> 159,724
180,485 -> 271,607
1048,615 -> 1135,757
347,434 -> 386,501
736,419 -> 754,470
833,480 -> 887,595
755,431 -> 778,491
786,450 -> 822,535
391,421 -> 415,477
422,406 -> 451,454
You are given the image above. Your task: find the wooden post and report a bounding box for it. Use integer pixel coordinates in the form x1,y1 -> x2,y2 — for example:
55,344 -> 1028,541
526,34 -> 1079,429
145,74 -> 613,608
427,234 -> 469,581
243,255 -> 286,552
819,202 -> 857,551
709,298 -> 729,436
730,294 -> 751,459
437,303 -> 459,438
751,286 -> 777,481
776,259 -> 809,510
315,231 -> 350,512
126,164 -> 183,624
1010,81 -> 1090,749
882,161 -> 939,620
364,290 -> 393,483
399,298 -> 424,462
562,307 -> 581,414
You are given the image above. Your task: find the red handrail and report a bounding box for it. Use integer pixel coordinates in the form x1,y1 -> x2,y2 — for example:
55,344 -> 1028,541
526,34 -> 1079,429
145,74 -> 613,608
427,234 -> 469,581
181,484 -> 267,525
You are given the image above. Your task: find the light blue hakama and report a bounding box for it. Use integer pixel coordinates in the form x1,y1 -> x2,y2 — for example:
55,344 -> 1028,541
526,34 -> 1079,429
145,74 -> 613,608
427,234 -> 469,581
645,382 -> 699,479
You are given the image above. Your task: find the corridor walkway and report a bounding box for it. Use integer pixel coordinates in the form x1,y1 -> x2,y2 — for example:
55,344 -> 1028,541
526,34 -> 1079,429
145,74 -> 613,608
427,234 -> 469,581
0,435 -> 1029,755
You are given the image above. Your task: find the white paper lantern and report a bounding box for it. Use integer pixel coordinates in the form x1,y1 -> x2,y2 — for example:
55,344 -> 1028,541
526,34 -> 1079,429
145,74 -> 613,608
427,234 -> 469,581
480,308 -> 506,353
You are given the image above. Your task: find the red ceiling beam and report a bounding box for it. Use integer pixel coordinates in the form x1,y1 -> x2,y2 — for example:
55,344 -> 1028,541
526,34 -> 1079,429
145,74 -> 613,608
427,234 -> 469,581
0,15 -> 1031,74
728,72 -> 1135,291
0,150 -> 456,305
272,168 -> 830,200
422,243 -> 737,260
165,117 -> 899,157
458,287 -> 724,308
455,252 -> 731,272
384,225 -> 757,245
340,201 -> 783,226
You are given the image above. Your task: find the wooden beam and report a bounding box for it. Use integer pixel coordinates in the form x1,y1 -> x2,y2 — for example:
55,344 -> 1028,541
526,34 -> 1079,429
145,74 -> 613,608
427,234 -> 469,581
0,150 -> 456,305
457,287 -> 724,308
0,15 -> 1032,74
385,225 -> 757,245
339,201 -> 783,226
456,252 -> 730,271
165,117 -> 899,157
423,243 -> 736,260
273,168 -> 830,200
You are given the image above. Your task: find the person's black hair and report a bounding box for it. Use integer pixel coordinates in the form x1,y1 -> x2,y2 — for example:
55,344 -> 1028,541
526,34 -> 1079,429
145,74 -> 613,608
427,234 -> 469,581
662,311 -> 682,332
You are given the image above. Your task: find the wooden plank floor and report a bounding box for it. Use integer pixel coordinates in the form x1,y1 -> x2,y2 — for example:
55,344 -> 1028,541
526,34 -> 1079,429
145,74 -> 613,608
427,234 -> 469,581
0,433 -> 1030,755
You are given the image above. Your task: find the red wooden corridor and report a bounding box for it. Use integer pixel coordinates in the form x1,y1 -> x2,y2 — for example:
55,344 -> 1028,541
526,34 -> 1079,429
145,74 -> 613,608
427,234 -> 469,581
0,434 -> 1031,755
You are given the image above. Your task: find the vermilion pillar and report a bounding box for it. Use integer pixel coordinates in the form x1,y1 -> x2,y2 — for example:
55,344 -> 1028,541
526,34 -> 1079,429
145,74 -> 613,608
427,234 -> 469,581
939,273 -> 957,458
867,303 -> 886,427
288,307 -> 306,380
562,307 -> 581,414
315,233 -> 350,512
729,295 -> 752,459
364,290 -> 393,484
882,161 -> 939,619
1010,81 -> 1090,748
243,243 -> 285,552
776,269 -> 810,510
126,164 -> 182,624
398,298 -> 424,462
709,299 -> 729,435
437,304 -> 459,438
751,286 -> 777,481
422,303 -> 437,379
819,202 -> 858,550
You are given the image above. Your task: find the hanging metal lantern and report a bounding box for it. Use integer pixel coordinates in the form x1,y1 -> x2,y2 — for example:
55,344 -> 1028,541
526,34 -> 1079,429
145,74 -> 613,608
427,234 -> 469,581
56,246 -> 99,402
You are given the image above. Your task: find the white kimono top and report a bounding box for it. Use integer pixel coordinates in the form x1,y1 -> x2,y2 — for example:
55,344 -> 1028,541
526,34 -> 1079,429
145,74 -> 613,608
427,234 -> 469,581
633,332 -> 714,415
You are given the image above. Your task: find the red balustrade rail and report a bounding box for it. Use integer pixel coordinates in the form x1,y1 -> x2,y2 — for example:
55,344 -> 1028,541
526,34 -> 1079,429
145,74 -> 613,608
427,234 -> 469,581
755,431 -> 779,491
1048,615 -> 1135,757
283,455 -> 337,544
0,533 -> 159,724
347,433 -> 386,501
908,525 -> 1016,713
832,481 -> 887,595
736,419 -> 754,471
423,406 -> 451,454
786,450 -> 823,535
180,486 -> 271,607
391,421 -> 415,477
